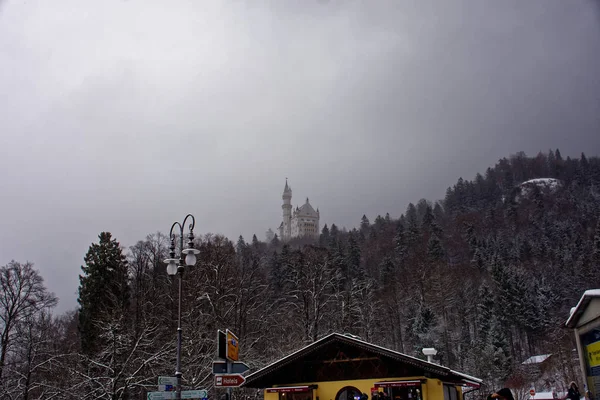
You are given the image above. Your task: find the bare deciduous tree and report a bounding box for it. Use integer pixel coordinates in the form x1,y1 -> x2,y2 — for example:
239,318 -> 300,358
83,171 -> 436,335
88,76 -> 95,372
0,261 -> 57,383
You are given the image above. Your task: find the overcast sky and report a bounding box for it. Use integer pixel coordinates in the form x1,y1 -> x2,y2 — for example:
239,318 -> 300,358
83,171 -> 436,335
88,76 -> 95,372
1,0 -> 599,313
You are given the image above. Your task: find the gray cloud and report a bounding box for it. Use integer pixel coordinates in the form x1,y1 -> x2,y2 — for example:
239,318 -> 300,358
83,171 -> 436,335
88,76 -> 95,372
1,0 -> 599,312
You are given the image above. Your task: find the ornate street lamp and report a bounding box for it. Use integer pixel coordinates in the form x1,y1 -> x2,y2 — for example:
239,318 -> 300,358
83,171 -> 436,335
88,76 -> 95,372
164,214 -> 200,400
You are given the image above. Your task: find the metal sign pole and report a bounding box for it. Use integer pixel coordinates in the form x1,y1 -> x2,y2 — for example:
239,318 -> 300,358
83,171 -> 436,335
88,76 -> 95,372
227,358 -> 232,400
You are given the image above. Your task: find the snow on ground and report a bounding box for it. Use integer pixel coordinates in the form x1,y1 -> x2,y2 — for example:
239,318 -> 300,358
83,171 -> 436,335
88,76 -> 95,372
522,354 -> 552,364
518,178 -> 562,198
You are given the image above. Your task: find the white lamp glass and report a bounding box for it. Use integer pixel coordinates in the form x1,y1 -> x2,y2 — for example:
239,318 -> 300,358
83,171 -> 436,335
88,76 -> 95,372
185,252 -> 196,266
182,247 -> 200,266
165,259 -> 178,275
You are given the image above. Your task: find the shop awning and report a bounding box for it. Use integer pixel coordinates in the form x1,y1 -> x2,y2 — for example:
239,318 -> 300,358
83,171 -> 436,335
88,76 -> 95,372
266,386 -> 314,393
375,380 -> 422,388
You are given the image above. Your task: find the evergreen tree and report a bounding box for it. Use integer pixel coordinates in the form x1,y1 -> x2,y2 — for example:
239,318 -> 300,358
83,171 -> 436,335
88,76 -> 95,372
236,235 -> 246,254
329,224 -> 340,247
555,148 -> 562,161
427,233 -> 445,261
394,223 -> 408,261
319,224 -> 330,247
405,204 -> 420,245
77,232 -> 129,355
488,315 -> 512,384
422,205 -> 434,229
373,215 -> 385,237
407,302 -> 437,352
271,233 -> 280,247
379,257 -> 396,287
360,215 -> 370,234
471,247 -> 485,270
433,202 -> 444,221
592,219 -> 600,283
268,251 -> 285,295
346,233 -> 363,280
476,284 -> 494,346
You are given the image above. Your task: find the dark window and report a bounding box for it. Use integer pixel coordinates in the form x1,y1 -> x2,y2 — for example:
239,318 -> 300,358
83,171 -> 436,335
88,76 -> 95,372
336,386 -> 362,400
443,385 -> 458,400
279,392 -> 311,400
384,384 -> 422,400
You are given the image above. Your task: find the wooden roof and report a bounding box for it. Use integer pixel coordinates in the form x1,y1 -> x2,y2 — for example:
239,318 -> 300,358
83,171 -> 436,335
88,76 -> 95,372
243,333 -> 481,388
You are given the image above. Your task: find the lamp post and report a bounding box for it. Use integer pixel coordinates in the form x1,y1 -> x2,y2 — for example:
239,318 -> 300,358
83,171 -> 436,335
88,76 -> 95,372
164,214 -> 200,400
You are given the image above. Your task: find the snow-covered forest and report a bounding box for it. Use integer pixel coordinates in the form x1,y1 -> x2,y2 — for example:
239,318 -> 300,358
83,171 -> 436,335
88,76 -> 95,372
1,149 -> 600,400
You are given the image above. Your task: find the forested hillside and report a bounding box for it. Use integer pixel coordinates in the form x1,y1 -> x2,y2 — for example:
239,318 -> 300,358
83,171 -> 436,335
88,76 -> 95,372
2,150 -> 600,400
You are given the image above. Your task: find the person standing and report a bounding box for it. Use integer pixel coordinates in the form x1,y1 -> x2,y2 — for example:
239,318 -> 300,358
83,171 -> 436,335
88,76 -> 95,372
566,382 -> 581,400
491,388 -> 515,400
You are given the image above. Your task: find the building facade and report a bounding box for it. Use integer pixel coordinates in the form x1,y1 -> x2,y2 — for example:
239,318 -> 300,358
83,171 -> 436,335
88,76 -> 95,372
565,290 -> 600,399
276,179 -> 320,242
243,333 -> 482,400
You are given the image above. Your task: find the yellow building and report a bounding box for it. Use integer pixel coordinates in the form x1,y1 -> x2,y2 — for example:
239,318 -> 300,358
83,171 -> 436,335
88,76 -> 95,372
565,290 -> 600,398
243,333 -> 481,400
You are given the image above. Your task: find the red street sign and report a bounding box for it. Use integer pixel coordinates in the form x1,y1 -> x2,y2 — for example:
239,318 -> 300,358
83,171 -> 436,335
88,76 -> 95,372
215,374 -> 245,387
530,389 -> 536,397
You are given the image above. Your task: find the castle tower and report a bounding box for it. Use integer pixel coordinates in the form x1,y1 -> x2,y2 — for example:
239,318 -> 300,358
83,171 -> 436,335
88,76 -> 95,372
281,178 -> 292,240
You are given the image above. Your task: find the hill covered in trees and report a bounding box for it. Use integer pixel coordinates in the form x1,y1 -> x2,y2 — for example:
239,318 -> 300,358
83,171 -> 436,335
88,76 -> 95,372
1,149 -> 599,399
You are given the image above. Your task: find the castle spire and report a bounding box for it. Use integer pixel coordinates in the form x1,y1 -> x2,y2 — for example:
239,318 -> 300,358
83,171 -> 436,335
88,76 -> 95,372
284,178 -> 290,193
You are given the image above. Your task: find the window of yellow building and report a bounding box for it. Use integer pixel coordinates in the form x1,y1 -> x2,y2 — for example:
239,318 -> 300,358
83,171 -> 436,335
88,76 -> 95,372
335,386 -> 362,400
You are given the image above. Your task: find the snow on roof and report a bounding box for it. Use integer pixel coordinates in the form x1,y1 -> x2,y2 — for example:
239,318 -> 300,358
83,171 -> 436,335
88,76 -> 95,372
447,369 -> 482,385
529,392 -> 564,400
522,354 -> 552,364
566,289 -> 600,328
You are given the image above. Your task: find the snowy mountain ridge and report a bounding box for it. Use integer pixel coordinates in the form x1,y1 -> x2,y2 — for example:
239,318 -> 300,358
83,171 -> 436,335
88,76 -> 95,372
516,178 -> 563,200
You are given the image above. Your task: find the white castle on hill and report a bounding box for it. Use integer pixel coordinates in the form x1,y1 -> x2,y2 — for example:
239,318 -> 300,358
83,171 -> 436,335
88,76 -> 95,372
266,179 -> 320,242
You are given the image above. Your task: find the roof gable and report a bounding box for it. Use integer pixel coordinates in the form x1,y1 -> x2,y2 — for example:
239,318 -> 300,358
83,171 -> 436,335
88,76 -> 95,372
566,289 -> 600,328
243,333 -> 481,388
297,198 -> 318,217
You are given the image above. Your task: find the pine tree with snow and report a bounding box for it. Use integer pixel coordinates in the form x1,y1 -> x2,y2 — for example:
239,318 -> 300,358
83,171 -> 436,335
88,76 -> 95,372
394,223 -> 408,261
77,232 -> 129,355
271,233 -> 280,247
346,233 -> 364,280
319,224 -> 330,247
360,215 -> 370,234
427,233 -> 444,261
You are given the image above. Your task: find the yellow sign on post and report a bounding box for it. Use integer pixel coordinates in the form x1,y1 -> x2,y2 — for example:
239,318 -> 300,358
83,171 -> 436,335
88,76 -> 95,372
586,341 -> 600,368
226,329 -> 239,362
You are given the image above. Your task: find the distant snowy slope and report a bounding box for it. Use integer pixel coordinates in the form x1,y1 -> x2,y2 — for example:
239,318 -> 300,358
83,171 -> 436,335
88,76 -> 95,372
518,178 -> 563,197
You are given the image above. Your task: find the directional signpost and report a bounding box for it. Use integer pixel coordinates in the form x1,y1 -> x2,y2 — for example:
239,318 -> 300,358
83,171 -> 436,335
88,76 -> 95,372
148,392 -> 175,400
150,377 -> 207,400
217,330 -> 227,360
212,361 -> 250,375
181,390 -> 208,399
158,376 -> 178,392
159,376 -> 178,386
226,330 -> 239,362
148,390 -> 208,400
214,329 -> 249,400
214,374 -> 246,387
